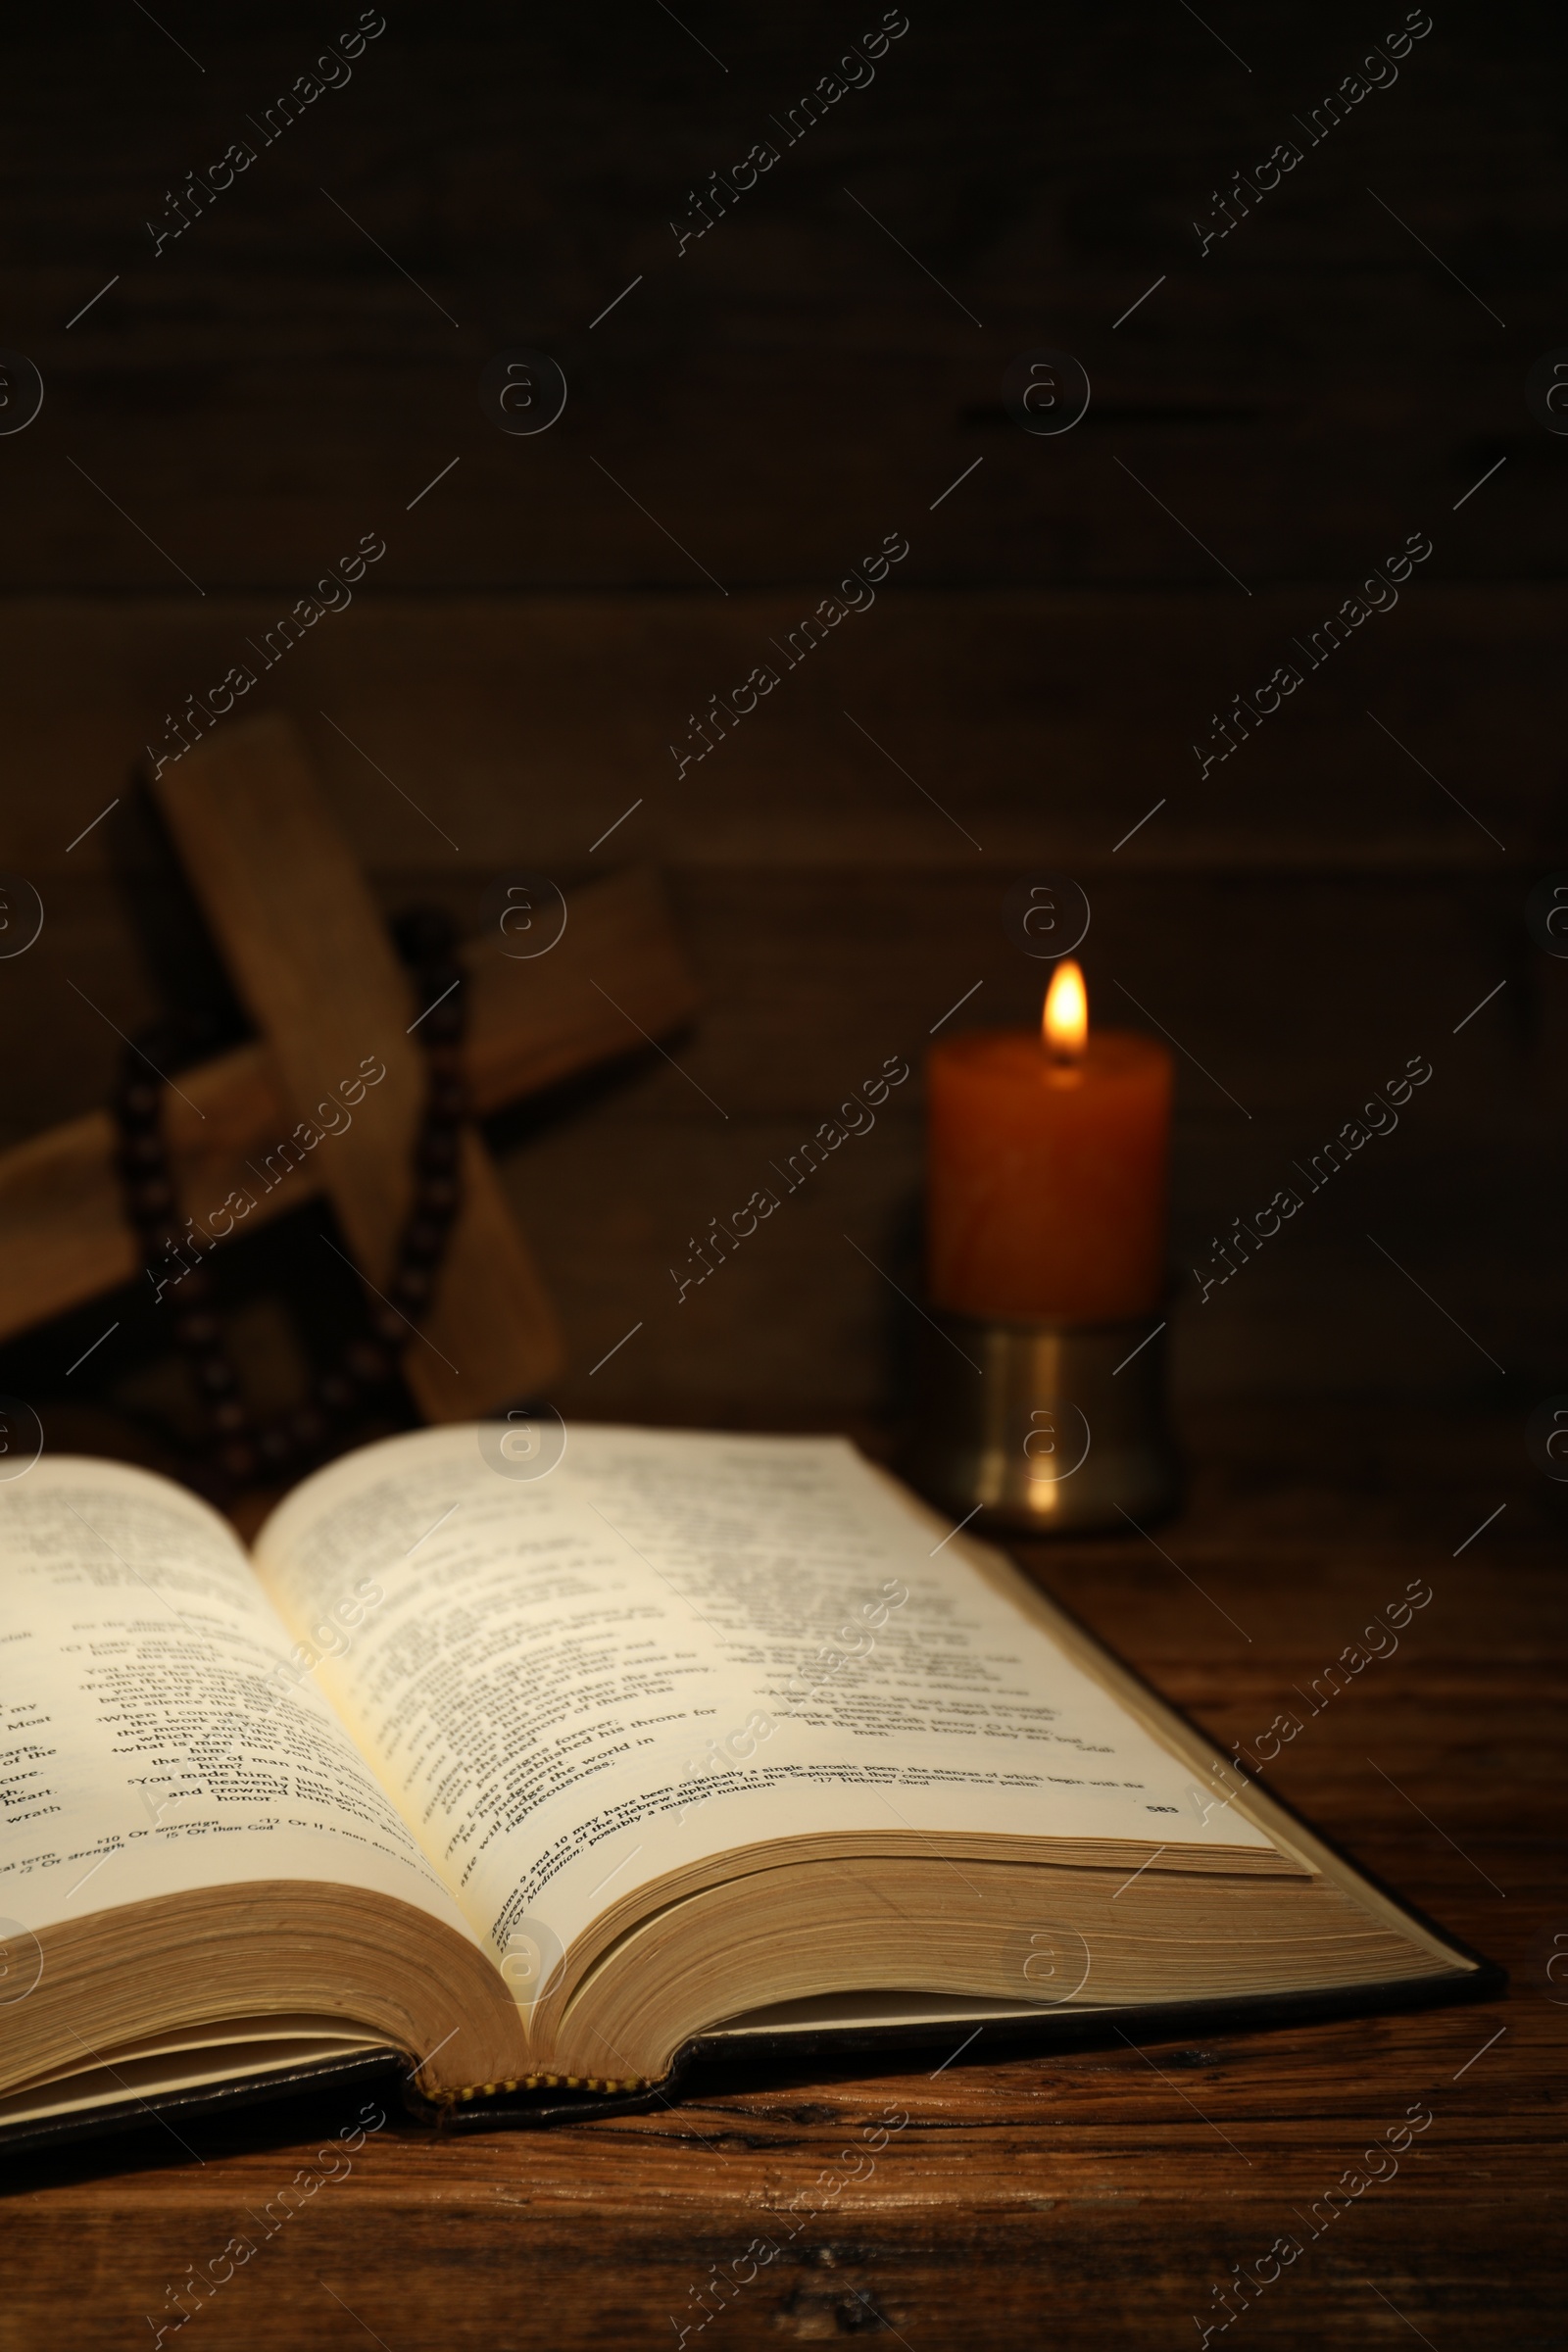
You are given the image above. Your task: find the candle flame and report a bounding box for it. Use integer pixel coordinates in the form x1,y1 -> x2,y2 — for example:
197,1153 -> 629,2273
1043,959 -> 1088,1061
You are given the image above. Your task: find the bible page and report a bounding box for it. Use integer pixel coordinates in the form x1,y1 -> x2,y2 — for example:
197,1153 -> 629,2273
0,1457 -> 474,1946
252,1424 -> 1275,1978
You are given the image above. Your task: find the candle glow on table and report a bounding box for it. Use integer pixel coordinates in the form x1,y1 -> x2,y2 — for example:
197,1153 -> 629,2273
926,961 -> 1173,1322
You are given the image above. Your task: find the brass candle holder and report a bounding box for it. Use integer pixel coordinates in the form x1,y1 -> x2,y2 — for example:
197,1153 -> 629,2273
910,1305 -> 1178,1535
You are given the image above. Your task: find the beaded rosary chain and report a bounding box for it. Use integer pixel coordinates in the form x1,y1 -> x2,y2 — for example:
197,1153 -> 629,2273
111,906 -> 467,1499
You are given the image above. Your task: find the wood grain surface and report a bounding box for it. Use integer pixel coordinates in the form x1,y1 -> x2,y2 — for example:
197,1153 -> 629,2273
1,6 -> 1562,594
1,1398 -> 1559,2350
0,865 -> 698,1346
0,6 -> 1559,2340
150,713 -> 563,1412
0,593 -> 1561,1425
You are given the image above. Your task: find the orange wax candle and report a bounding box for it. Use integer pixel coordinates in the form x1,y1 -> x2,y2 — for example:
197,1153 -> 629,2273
927,961 -> 1173,1322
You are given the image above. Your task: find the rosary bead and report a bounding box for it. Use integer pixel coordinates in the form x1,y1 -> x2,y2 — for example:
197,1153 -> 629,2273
390,1265 -> 432,1312
288,1404 -> 328,1452
138,1023 -> 183,1069
219,1439 -> 258,1484
345,1339 -> 393,1388
211,1396 -> 250,1436
420,999 -> 464,1049
316,1369 -> 357,1413
402,1218 -> 446,1265
256,1424 -> 295,1473
427,1072 -> 466,1117
115,1078 -> 162,1128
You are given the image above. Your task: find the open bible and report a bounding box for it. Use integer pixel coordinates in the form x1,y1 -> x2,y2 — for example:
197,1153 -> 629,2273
0,1425 -> 1486,2149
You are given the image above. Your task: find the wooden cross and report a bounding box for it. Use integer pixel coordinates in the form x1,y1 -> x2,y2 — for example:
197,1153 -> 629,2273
0,714 -> 698,1416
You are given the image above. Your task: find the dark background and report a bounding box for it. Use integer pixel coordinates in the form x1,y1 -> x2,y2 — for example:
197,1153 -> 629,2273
1,0 -> 1563,1458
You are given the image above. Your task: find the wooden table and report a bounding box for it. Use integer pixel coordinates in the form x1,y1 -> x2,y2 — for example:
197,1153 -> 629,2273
4,1398 -> 1561,2349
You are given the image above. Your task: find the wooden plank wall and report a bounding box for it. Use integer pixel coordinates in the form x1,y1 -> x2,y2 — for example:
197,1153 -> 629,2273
0,1 -> 1563,1428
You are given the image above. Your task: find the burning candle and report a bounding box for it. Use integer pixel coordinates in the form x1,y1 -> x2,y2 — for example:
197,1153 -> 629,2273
926,961 -> 1173,1322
